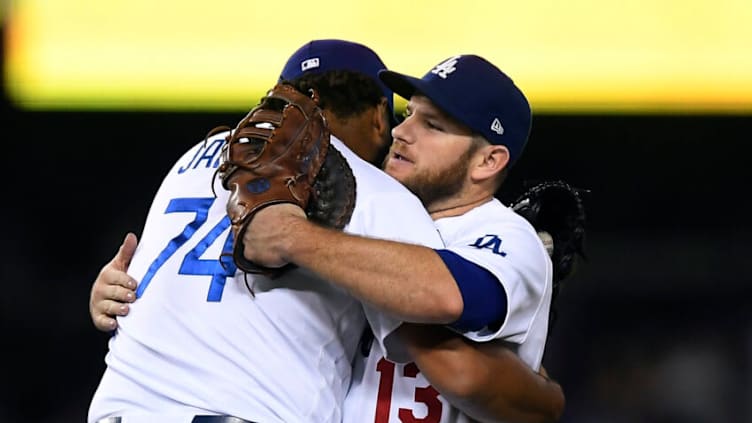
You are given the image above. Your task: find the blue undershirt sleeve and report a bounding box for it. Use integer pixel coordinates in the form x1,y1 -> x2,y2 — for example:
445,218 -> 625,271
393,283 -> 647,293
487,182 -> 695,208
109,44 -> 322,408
435,249 -> 508,332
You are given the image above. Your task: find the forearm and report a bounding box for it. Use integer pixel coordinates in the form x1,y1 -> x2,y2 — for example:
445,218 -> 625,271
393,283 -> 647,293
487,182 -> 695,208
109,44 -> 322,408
399,324 -> 565,423
278,216 -> 463,323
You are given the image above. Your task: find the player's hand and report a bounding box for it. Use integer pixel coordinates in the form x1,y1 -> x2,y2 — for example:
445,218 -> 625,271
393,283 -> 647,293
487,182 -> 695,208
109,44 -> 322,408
242,203 -> 307,268
89,232 -> 139,331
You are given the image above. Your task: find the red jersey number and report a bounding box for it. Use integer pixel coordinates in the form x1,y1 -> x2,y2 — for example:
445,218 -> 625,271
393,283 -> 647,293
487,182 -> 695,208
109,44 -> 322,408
374,358 -> 442,423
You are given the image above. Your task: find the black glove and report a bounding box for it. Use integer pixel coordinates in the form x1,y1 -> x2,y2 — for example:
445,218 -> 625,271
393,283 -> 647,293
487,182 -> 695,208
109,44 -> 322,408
511,180 -> 588,290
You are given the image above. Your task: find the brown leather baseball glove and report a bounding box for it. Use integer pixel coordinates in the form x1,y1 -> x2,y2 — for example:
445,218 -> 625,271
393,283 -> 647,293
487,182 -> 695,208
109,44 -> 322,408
217,83 -> 356,275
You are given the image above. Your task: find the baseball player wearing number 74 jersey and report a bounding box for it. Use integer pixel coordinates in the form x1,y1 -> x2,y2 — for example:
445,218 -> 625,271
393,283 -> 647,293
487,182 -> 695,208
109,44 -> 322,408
87,40 -> 447,423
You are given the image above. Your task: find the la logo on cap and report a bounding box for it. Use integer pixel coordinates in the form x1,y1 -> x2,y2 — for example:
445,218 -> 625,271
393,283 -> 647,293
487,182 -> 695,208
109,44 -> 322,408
431,55 -> 461,79
301,58 -> 320,71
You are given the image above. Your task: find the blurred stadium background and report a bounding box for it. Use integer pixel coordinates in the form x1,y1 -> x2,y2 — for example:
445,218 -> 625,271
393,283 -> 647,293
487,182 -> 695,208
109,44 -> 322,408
2,1 -> 750,421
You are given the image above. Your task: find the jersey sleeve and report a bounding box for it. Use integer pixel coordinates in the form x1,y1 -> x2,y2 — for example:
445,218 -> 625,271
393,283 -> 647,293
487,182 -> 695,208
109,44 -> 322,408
346,189 -> 445,364
444,219 -> 552,345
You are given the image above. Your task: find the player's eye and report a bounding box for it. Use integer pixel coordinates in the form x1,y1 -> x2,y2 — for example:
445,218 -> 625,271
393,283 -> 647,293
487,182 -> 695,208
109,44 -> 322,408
426,120 -> 443,131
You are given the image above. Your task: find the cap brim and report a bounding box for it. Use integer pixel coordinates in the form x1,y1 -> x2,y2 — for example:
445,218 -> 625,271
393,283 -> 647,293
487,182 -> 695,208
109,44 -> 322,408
379,70 -> 420,101
378,69 -> 410,128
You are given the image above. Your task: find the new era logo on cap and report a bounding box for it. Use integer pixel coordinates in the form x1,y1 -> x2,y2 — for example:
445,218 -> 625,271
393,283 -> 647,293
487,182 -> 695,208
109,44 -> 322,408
491,118 -> 504,135
379,54 -> 532,165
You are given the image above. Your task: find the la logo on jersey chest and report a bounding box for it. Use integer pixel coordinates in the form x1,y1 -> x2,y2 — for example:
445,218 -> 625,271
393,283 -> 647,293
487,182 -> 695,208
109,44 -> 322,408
469,234 -> 507,257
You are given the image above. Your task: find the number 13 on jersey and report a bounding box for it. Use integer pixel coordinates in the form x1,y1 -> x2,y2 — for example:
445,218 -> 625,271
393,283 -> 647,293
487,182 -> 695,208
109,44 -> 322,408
375,358 -> 443,423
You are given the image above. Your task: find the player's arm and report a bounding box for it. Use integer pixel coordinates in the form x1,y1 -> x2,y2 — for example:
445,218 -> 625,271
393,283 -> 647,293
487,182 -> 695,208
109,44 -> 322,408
242,204 -> 470,325
89,233 -> 139,331
399,323 -> 565,423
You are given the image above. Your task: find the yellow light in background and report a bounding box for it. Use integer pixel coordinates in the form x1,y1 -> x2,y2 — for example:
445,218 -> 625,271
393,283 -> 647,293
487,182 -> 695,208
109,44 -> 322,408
5,0 -> 752,113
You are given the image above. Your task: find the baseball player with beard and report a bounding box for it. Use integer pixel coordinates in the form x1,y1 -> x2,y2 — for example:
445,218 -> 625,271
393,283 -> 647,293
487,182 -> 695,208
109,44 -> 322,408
239,54 -> 558,423
89,44 -> 564,423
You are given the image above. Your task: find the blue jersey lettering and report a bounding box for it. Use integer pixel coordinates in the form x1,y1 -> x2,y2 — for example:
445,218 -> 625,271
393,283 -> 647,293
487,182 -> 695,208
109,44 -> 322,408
177,138 -> 225,174
469,234 -> 507,257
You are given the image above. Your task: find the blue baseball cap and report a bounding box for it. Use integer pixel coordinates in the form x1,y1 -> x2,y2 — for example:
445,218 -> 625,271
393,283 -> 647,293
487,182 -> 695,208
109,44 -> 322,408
279,39 -> 396,124
378,55 -> 532,165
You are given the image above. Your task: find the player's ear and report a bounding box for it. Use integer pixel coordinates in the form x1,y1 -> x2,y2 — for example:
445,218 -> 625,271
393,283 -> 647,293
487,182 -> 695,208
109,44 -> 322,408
471,144 -> 509,182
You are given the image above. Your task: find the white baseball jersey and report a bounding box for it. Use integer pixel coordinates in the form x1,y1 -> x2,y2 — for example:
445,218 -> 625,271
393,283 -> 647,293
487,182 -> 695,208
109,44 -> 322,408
88,135 -> 443,423
343,198 -> 553,423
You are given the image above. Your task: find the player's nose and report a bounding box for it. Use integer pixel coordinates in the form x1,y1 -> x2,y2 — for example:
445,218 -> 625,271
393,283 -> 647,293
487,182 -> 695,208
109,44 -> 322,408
391,119 -> 414,145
